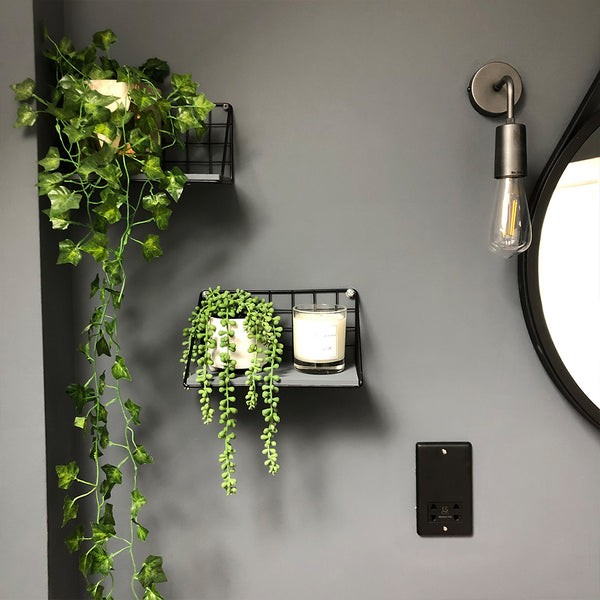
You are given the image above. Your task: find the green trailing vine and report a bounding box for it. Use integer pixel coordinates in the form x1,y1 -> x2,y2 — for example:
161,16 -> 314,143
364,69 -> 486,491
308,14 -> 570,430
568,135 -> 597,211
12,28 -> 215,599
182,287 -> 284,494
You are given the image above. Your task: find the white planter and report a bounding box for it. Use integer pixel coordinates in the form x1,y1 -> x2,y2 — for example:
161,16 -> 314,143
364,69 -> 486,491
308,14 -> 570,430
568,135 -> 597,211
209,318 -> 264,370
89,80 -> 130,148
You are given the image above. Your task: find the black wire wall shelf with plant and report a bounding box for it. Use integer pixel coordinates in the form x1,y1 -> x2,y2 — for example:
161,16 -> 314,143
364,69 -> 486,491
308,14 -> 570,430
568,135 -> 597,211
132,102 -> 234,184
183,288 -> 363,388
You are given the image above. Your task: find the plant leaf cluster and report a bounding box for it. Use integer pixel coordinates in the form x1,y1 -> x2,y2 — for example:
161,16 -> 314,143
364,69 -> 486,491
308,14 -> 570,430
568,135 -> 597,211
182,288 -> 284,494
12,28 -> 215,599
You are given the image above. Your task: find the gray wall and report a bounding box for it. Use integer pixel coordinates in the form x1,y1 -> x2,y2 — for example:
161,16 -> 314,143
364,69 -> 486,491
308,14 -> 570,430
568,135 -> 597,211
0,1 -> 48,599
4,1 -> 600,599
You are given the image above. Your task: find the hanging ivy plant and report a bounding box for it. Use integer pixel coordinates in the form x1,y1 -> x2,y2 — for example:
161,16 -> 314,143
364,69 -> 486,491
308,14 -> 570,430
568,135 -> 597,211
182,287 -> 284,494
12,27 -> 214,600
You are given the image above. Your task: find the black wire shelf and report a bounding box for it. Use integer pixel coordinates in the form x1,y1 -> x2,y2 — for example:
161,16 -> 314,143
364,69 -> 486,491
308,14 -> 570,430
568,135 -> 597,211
164,102 -> 234,183
183,288 -> 363,389
130,102 -> 234,184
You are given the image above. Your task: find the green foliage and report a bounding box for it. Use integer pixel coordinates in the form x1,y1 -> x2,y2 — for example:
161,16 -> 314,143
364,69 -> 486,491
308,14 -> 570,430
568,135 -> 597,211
182,287 -> 284,494
137,555 -> 168,589
12,27 -> 215,599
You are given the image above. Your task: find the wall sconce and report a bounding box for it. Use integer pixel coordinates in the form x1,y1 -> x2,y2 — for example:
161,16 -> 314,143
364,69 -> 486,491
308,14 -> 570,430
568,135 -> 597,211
468,62 -> 532,258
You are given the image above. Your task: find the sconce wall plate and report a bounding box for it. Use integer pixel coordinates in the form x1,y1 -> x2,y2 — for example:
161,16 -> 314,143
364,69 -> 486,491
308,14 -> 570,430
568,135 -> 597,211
468,61 -> 523,117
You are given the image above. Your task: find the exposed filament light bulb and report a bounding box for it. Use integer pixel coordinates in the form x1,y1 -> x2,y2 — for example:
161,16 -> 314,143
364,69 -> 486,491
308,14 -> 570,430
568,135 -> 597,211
489,176 -> 531,257
489,75 -> 532,258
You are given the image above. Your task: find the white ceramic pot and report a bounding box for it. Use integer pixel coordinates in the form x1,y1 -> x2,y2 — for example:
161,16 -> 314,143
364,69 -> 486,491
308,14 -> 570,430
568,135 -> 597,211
89,80 -> 130,148
209,318 -> 264,370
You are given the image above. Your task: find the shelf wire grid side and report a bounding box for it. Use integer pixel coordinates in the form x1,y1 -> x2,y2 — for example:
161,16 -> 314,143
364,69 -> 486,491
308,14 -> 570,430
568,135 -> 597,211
163,102 -> 234,182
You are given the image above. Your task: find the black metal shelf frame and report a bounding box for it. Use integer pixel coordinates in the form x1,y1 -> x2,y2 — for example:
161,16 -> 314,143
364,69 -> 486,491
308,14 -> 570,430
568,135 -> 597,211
163,102 -> 234,183
183,288 -> 363,389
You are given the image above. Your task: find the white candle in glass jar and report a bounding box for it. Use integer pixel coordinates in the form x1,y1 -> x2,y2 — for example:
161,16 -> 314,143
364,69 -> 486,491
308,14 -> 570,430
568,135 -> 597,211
293,305 -> 347,371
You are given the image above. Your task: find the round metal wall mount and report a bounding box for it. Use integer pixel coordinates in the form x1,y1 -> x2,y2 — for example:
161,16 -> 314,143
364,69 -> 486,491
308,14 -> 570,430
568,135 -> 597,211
468,62 -> 523,117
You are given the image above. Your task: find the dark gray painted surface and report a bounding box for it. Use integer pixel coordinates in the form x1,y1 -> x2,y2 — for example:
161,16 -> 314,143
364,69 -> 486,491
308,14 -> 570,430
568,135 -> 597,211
0,1 -> 47,598
4,1 -> 600,598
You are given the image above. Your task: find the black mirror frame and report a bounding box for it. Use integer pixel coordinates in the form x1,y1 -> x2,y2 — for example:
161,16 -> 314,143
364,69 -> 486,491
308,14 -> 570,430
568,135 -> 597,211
518,69 -> 600,429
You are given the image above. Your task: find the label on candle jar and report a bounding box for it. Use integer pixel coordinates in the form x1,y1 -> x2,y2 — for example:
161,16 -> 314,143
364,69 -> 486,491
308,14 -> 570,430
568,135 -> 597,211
298,322 -> 338,360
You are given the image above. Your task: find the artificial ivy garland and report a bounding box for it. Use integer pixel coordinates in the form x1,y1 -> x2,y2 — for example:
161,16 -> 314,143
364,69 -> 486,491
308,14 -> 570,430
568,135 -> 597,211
12,28 -> 214,599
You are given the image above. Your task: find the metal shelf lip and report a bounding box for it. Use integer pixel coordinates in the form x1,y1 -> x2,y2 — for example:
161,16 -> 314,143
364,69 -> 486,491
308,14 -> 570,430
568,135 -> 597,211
183,288 -> 363,389
129,173 -> 232,184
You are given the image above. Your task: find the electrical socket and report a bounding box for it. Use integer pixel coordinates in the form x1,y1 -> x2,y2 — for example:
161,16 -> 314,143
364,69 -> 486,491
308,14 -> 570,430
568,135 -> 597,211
416,442 -> 473,536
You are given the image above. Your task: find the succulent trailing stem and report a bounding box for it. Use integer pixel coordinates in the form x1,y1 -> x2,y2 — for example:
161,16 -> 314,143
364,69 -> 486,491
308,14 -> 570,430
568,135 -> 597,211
182,287 -> 284,494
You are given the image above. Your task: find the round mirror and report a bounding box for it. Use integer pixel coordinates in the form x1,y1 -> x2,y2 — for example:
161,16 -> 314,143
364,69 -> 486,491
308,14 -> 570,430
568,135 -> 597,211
520,111 -> 600,426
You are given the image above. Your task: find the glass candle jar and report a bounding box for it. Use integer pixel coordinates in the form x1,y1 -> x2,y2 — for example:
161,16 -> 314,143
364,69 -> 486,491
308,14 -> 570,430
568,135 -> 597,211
293,304 -> 347,373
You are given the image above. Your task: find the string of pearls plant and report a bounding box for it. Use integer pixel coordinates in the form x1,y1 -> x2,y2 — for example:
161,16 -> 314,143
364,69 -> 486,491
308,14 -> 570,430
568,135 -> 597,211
182,287 -> 284,494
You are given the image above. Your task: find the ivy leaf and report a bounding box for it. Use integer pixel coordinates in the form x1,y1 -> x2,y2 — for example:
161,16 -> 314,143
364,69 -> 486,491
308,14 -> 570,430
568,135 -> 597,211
42,208 -> 71,230
142,191 -> 169,213
10,77 -> 36,101
62,124 -> 93,145
153,204 -> 173,230
15,102 -> 37,127
143,584 -> 165,600
97,423 -> 110,449
111,355 -> 132,380
93,121 -> 118,143
37,171 -> 63,196
65,525 -> 85,553
136,522 -> 149,542
133,445 -> 154,465
66,383 -> 95,413
142,234 -> 162,261
90,546 -> 113,576
171,73 -> 198,96
125,399 -> 141,425
92,29 -> 117,51
57,239 -> 82,266
105,320 -> 116,337
95,335 -> 111,357
79,553 -> 93,578
137,555 -> 168,589
92,521 -> 115,544
139,57 -> 170,86
192,93 -> 216,119
98,372 -> 106,396
38,146 -> 60,171
141,155 -> 164,181
62,495 -> 79,527
93,189 -> 124,224
47,185 -> 81,215
94,402 -> 108,424
161,167 -> 187,202
86,583 -> 105,600
96,163 -> 122,188
100,503 -> 115,527
104,260 -> 122,286
90,274 -> 100,298
81,232 -> 109,263
175,106 -> 202,133
101,464 -> 123,485
73,416 -> 86,430
100,464 -> 122,499
131,488 -> 147,519
56,461 -> 79,489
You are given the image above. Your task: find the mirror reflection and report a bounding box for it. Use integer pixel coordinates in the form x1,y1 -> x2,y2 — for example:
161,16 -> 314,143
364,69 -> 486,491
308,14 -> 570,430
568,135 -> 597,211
538,129 -> 600,405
